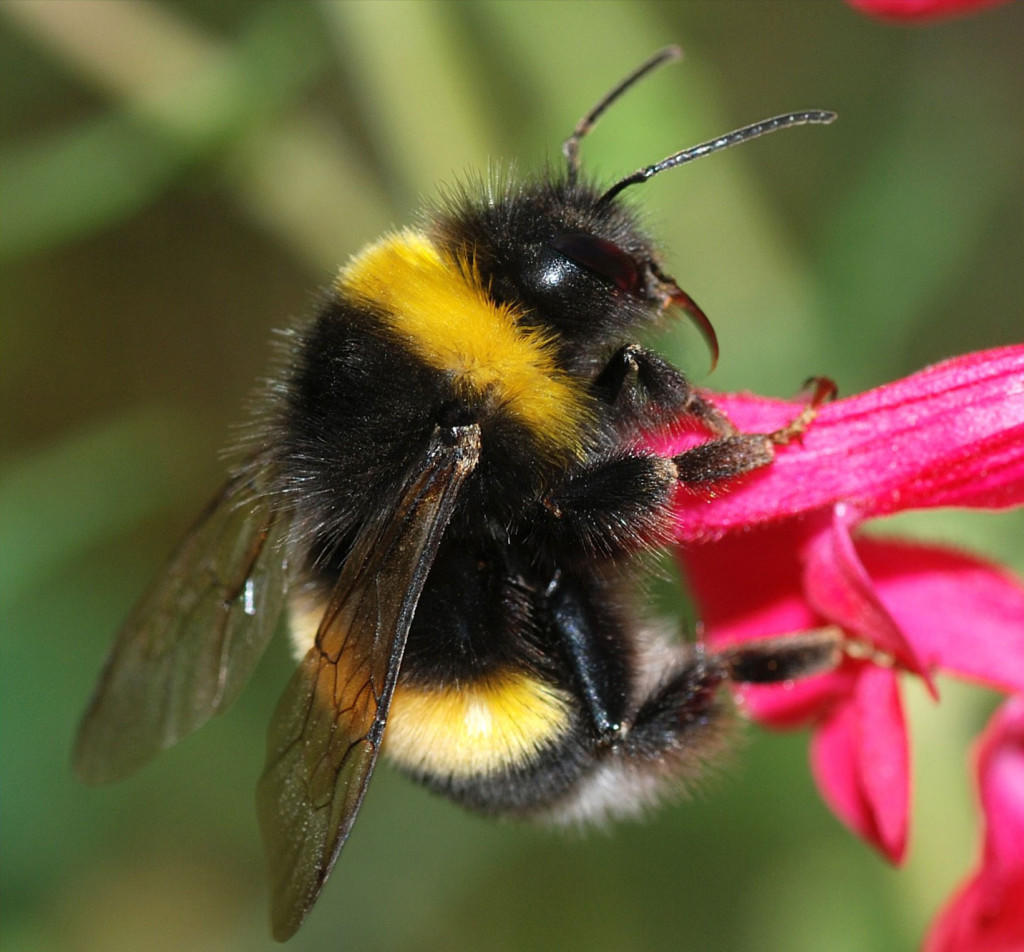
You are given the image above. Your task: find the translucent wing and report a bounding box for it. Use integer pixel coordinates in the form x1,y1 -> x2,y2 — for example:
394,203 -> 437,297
73,462 -> 292,784
257,424 -> 481,941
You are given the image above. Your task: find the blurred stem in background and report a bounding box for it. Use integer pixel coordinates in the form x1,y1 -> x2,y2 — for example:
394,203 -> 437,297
1,1 -> 384,266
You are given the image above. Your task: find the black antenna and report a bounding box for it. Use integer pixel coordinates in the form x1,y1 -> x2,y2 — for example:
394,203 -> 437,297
563,45 -> 682,185
599,110 -> 837,205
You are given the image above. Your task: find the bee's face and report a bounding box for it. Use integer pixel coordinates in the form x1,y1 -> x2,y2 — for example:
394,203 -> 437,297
431,182 -> 667,353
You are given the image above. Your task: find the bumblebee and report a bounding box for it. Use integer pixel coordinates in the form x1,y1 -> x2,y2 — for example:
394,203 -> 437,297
74,48 -> 839,940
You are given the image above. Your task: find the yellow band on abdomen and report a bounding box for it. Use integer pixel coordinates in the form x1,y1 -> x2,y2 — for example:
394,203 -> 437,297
384,672 -> 572,778
288,598 -> 572,780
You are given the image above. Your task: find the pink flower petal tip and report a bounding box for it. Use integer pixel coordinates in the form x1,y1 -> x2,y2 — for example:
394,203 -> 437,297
926,697 -> 1024,951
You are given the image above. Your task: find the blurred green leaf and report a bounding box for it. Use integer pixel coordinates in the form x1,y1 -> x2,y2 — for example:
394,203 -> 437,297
813,48 -> 1022,388
1,115 -> 189,259
0,2 -> 329,259
1,407 -> 203,605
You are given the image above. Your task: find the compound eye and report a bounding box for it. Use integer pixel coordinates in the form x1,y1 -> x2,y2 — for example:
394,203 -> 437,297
550,232 -> 640,293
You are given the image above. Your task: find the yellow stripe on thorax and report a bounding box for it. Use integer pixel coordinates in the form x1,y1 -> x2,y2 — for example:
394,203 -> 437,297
384,673 -> 572,778
337,231 -> 591,460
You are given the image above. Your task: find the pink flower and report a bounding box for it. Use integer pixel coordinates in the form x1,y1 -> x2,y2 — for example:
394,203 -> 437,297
650,346 -> 1024,862
926,696 -> 1024,951
846,0 -> 1013,21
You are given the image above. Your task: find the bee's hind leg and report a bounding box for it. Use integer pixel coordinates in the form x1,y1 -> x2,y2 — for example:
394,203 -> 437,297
622,629 -> 841,764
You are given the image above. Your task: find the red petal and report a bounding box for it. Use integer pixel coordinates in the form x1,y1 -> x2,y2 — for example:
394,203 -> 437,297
859,538 -> 1024,694
682,513 -> 1024,700
656,346 -> 1024,542
926,870 -> 1024,952
803,507 -> 933,687
977,697 -> 1024,874
810,665 -> 909,862
810,703 -> 867,837
847,0 -> 1012,21
854,664 -> 911,862
679,517 -> 823,639
678,514 -> 848,724
926,698 -> 1024,950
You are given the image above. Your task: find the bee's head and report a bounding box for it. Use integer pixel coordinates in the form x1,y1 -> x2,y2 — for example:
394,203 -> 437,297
430,177 -> 697,365
430,46 -> 834,371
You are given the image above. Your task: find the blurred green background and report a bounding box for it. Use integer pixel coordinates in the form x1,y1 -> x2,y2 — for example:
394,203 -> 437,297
3,2 -> 1023,950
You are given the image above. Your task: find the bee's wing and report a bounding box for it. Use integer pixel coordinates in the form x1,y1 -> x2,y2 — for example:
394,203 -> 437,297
73,462 -> 292,784
257,424 -> 481,941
